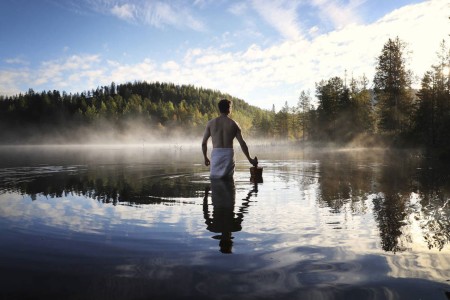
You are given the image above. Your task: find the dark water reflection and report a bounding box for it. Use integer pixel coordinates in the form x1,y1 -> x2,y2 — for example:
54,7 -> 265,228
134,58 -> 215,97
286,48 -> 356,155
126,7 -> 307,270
0,145 -> 449,299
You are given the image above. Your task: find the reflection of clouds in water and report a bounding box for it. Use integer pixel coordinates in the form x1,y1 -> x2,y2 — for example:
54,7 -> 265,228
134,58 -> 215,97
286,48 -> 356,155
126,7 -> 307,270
0,192 -> 190,235
231,179 -> 450,283
236,177 -> 380,253
0,192 -> 27,218
115,246 -> 390,299
1,159 -> 449,287
383,193 -> 450,283
403,192 -> 450,253
386,252 -> 450,283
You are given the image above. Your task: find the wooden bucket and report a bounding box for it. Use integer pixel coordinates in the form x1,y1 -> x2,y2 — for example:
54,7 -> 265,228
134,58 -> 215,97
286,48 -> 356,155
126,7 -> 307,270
250,166 -> 263,183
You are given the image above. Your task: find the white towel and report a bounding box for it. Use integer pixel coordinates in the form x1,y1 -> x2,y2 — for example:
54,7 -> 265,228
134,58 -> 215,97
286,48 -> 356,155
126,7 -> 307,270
210,148 -> 235,179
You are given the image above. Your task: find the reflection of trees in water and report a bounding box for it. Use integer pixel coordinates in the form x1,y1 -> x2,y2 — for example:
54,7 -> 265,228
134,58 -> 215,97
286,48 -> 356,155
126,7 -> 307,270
371,152 -> 414,253
372,154 -> 450,252
415,165 -> 450,251
372,193 -> 409,252
315,150 -> 450,252
316,153 -> 373,214
419,194 -> 450,251
0,165 -> 205,205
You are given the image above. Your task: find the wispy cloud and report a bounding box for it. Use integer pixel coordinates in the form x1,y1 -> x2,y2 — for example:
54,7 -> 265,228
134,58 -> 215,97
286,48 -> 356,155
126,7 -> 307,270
110,3 -> 136,22
88,0 -> 206,31
251,0 -> 304,41
5,57 -> 29,65
311,0 -> 365,29
140,2 -> 204,31
228,2 -> 248,16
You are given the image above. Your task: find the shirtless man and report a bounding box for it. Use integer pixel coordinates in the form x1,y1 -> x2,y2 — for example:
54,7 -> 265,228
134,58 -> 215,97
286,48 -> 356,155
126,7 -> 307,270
202,99 -> 257,178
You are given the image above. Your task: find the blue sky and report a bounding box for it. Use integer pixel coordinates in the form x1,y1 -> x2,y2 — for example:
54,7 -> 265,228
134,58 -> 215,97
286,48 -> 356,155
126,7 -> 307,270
0,0 -> 448,110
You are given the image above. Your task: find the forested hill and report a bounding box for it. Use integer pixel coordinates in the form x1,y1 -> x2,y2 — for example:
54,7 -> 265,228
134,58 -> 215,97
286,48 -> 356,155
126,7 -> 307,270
1,37 -> 449,150
0,81 -> 274,144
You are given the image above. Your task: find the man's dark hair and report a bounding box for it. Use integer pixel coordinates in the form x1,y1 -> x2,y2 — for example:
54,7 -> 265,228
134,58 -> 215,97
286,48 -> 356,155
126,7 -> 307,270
218,99 -> 232,114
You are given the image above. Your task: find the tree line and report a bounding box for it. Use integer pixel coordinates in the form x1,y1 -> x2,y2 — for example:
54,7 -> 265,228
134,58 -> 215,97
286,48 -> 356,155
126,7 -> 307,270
269,37 -> 450,153
0,81 -> 273,143
0,37 -> 449,152
275,38 -> 448,146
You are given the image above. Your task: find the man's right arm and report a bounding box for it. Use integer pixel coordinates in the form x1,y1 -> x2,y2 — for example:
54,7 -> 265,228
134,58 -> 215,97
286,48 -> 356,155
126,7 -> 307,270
202,123 -> 211,166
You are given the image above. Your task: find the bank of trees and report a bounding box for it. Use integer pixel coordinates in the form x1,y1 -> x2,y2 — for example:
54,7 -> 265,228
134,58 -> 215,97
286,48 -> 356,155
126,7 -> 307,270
272,37 -> 449,151
0,37 -> 449,149
413,41 -> 450,149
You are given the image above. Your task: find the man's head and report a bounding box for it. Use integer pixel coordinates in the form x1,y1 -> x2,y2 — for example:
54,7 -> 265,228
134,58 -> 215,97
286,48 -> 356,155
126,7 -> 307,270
218,99 -> 232,115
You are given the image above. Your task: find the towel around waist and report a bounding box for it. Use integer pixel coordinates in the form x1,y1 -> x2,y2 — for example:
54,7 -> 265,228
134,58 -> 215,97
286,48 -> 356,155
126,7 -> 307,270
210,148 -> 235,178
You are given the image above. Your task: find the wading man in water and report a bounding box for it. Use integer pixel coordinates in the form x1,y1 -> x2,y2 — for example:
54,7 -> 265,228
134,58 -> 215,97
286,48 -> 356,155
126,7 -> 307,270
202,99 -> 257,178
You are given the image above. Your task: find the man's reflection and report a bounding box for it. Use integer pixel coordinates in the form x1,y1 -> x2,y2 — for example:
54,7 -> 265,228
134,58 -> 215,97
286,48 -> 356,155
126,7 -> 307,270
203,178 -> 241,254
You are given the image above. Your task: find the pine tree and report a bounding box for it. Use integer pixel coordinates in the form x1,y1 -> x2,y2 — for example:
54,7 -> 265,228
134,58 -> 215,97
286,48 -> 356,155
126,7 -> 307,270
297,90 -> 311,141
414,40 -> 450,147
349,75 -> 374,134
374,37 -> 413,135
316,77 -> 348,141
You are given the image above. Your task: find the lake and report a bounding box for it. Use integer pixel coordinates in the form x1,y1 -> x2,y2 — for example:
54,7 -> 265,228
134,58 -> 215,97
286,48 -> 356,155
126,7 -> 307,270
0,145 -> 449,300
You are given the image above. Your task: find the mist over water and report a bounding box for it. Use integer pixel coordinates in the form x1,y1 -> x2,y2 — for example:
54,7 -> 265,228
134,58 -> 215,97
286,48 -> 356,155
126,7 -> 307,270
0,145 -> 449,299
0,119 -> 207,145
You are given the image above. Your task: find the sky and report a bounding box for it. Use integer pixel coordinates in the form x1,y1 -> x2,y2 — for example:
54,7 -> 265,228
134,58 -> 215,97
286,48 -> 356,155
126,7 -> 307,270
0,0 -> 448,110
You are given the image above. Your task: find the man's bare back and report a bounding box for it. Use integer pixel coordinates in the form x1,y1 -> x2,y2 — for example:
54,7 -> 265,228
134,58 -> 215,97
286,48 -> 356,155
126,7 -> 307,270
205,115 -> 239,148
202,99 -> 257,169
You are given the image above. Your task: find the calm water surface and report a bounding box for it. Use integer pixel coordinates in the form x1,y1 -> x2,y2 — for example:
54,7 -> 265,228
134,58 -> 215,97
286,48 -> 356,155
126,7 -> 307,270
0,145 -> 449,300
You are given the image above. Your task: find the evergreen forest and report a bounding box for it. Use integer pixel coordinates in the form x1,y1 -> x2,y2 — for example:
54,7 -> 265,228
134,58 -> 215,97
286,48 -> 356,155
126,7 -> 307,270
1,37 -> 449,155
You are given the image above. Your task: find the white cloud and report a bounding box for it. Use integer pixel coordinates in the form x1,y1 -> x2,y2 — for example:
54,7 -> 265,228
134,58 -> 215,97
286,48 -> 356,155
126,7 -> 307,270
104,58 -> 158,85
251,0 -> 303,41
311,0 -> 365,29
0,69 -> 29,96
111,3 -> 136,21
32,55 -> 102,87
308,26 -> 319,36
5,57 -> 29,65
133,1 -> 206,31
141,2 -> 177,28
370,0 -> 449,79
169,0 -> 447,108
1,1 -> 447,110
228,2 -> 248,16
192,0 -> 216,8
63,0 -> 207,31
162,60 -> 180,71
95,1 -> 206,31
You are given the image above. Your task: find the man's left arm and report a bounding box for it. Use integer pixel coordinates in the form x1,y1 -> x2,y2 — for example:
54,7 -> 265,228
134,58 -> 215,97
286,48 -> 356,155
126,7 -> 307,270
235,126 -> 257,166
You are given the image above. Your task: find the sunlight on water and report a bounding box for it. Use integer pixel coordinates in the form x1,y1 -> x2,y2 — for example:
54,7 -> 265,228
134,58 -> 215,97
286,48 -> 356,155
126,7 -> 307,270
0,146 -> 449,299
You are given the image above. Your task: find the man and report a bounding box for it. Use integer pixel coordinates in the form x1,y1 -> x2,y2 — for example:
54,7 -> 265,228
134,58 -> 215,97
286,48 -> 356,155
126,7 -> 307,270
202,99 -> 257,178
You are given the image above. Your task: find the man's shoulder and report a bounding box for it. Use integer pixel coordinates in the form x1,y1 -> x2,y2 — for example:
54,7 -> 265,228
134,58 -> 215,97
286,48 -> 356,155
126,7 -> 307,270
207,117 -> 219,124
221,117 -> 239,129
207,117 -> 219,125
209,116 -> 240,129
229,118 -> 241,129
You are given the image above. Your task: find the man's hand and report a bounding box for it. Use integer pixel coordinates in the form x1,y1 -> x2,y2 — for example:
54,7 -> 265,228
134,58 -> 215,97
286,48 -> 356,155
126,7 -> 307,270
204,157 -> 210,166
249,156 -> 258,167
